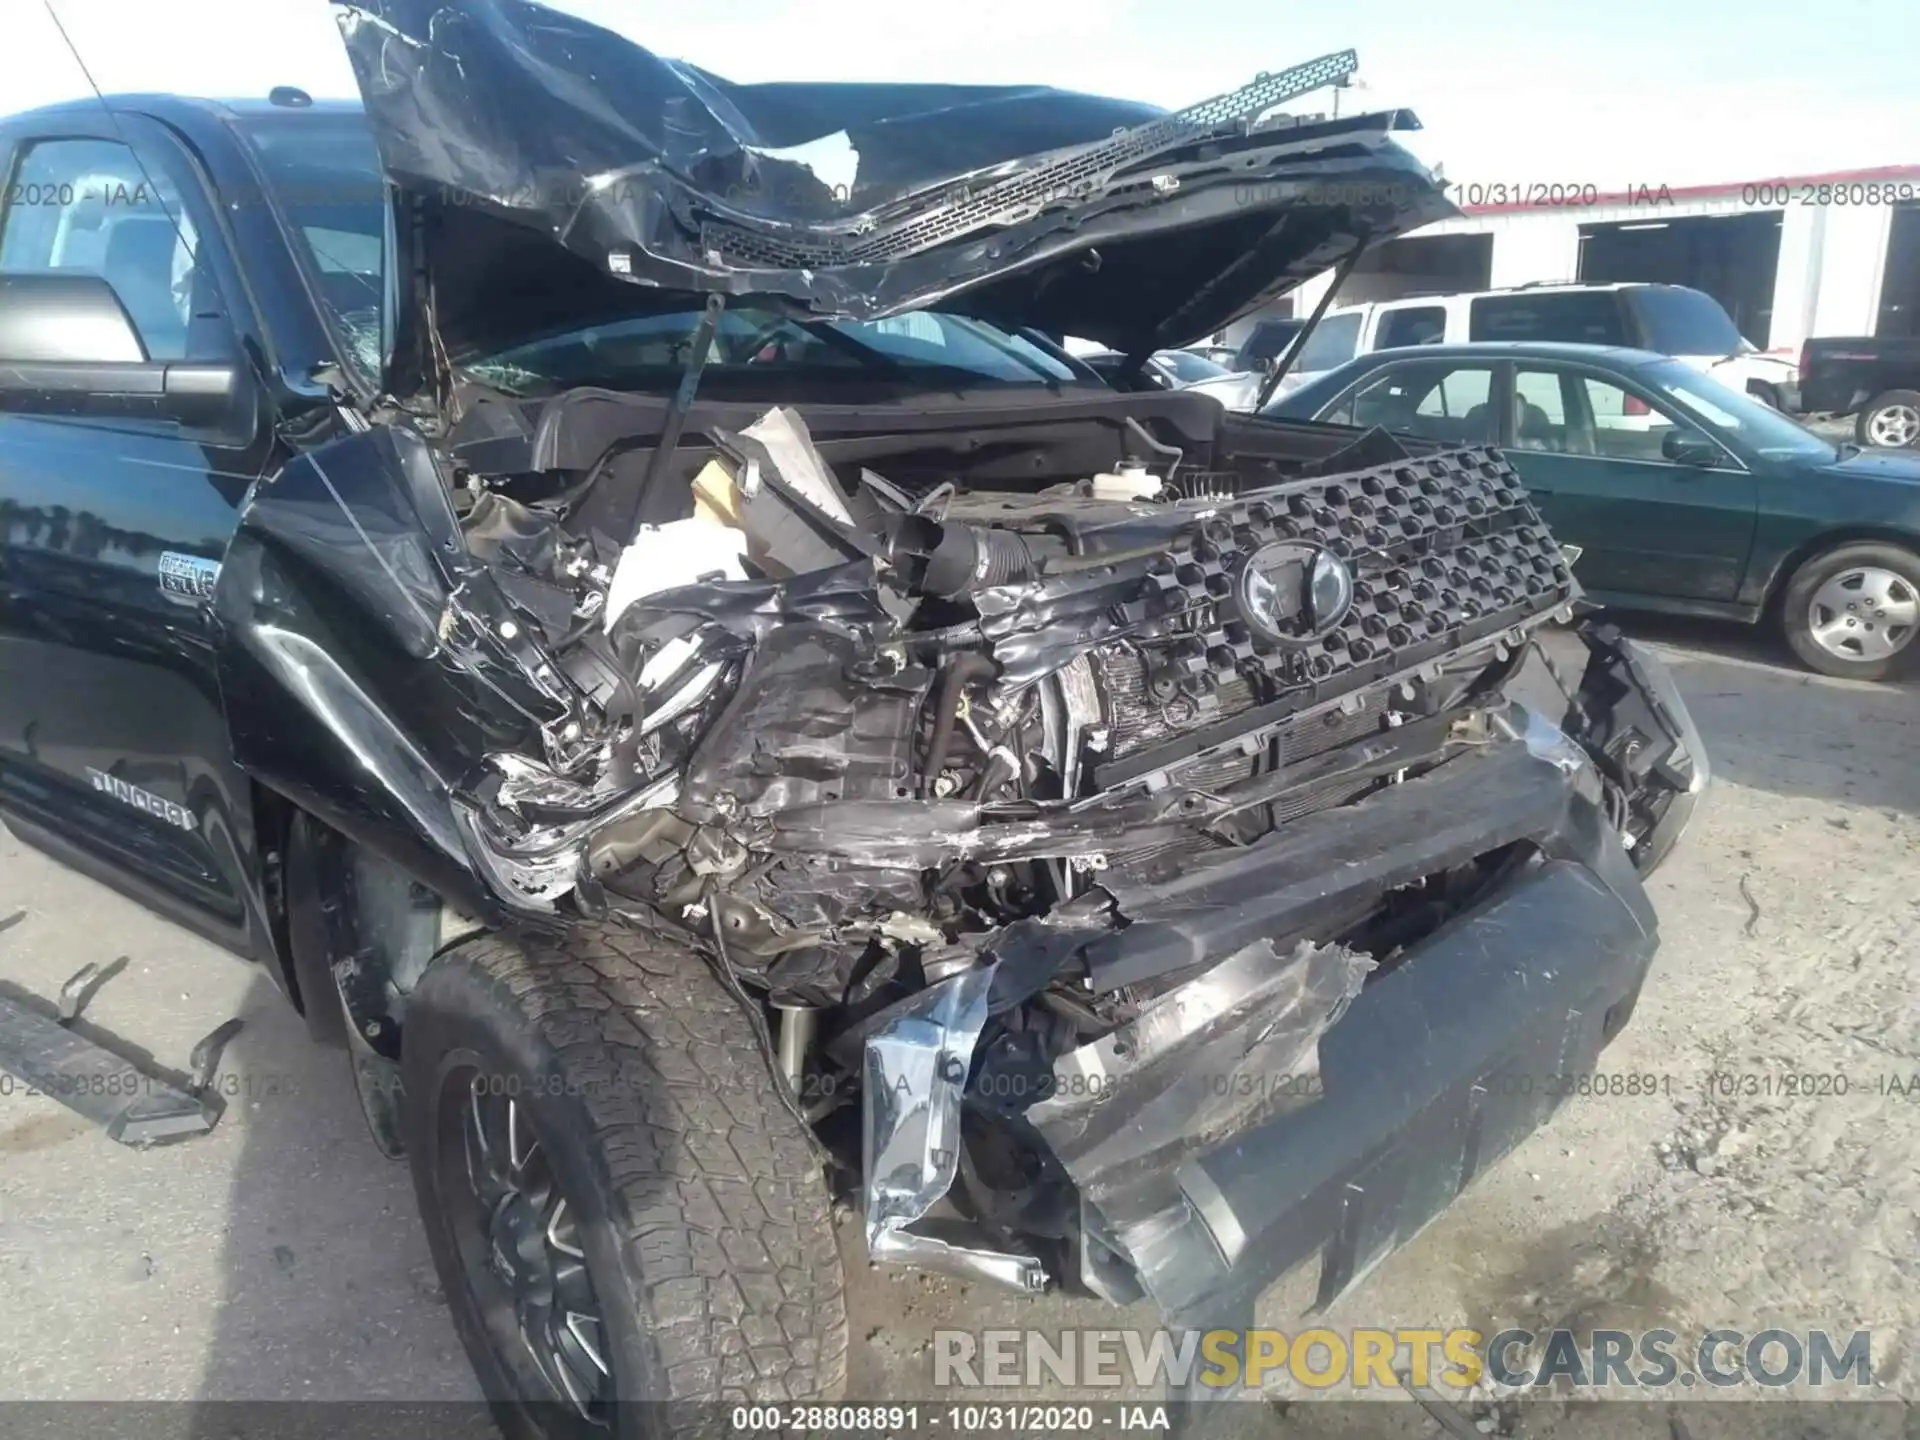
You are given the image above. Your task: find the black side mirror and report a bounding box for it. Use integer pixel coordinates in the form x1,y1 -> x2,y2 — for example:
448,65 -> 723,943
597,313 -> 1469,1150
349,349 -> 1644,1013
1661,427 -> 1720,467
0,272 -> 241,427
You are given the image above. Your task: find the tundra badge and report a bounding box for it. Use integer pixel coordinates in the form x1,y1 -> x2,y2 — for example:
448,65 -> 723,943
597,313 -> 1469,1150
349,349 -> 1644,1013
158,551 -> 221,607
85,767 -> 195,831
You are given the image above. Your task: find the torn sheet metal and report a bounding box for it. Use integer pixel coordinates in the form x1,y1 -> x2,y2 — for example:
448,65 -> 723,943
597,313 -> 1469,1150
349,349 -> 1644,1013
332,0 -> 1457,362
1027,939 -> 1373,1312
862,963 -> 1048,1291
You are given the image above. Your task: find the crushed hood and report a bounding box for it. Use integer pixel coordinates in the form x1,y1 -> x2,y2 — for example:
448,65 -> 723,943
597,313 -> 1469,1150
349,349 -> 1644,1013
332,0 -> 1458,373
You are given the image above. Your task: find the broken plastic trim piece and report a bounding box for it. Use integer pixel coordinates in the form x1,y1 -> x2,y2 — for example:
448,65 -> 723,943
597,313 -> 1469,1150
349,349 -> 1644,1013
1495,703 -> 1591,778
1606,636 -> 1712,874
861,962 -> 1048,1292
1028,939 -> 1373,1309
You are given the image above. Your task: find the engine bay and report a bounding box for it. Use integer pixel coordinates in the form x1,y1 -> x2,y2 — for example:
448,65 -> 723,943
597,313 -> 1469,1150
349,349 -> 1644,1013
445,404 -> 1579,962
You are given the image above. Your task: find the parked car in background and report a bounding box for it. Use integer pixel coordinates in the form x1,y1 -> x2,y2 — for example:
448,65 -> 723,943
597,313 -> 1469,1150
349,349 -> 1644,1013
1079,346 -> 1264,410
1231,316 -> 1307,373
1798,335 -> 1920,449
1267,283 -> 1800,411
1266,342 -> 1920,680
1183,343 -> 1242,368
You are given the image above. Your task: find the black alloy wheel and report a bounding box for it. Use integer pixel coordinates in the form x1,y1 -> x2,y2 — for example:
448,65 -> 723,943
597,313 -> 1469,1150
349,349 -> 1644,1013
441,1067 -> 611,1422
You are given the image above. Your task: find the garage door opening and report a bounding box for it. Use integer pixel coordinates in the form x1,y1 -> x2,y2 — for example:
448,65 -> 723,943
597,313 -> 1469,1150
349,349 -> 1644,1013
1333,233 -> 1493,305
1578,213 -> 1783,345
1876,204 -> 1920,337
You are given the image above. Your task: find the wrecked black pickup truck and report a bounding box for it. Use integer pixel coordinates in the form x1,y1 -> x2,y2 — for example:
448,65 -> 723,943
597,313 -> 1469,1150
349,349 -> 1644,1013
0,0 -> 1709,1427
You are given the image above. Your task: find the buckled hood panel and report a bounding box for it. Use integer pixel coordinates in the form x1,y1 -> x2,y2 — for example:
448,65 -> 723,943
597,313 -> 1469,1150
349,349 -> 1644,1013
332,0 -> 1458,373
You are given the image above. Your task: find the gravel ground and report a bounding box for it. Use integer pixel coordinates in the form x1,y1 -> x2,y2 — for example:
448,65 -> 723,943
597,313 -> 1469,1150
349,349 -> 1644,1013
0,615 -> 1915,1436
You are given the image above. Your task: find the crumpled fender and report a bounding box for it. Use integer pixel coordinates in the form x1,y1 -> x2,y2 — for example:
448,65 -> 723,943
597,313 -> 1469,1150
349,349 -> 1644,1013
211,423 -> 551,918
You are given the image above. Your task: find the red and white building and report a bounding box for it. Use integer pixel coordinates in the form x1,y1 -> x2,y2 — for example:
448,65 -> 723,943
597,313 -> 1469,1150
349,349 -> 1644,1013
1233,165 -> 1920,354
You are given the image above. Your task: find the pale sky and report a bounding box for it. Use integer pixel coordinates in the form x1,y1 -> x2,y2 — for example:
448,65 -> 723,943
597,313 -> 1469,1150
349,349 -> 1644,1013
7,0 -> 1917,187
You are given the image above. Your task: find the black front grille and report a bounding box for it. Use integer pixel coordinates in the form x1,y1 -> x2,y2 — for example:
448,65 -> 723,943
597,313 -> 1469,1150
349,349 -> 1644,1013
1140,446 -> 1572,697
1078,447 -> 1567,799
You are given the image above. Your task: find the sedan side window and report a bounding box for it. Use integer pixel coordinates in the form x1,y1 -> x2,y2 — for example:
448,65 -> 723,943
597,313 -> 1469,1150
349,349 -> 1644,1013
1577,377 -> 1685,463
0,139 -> 203,361
1330,364 -> 1496,444
1415,368 -> 1492,425
1511,368 -> 1573,451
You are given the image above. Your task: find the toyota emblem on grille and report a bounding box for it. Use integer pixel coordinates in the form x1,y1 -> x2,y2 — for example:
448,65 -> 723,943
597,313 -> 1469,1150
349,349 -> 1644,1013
1238,541 -> 1355,645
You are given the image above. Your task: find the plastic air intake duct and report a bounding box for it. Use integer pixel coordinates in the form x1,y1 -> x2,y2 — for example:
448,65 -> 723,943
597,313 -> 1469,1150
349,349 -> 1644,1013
885,516 -> 1040,599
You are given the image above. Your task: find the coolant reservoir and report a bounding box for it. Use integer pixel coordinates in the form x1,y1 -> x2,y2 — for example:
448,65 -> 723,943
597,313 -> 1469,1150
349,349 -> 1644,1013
1089,463 -> 1163,502
605,515 -> 748,630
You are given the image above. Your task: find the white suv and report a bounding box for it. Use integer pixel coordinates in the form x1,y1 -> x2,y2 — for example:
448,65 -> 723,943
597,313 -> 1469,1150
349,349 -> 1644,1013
1274,283 -> 1800,408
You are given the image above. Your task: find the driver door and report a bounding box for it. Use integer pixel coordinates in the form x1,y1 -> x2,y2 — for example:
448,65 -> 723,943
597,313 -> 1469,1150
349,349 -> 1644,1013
1500,364 -> 1758,602
0,116 -> 275,951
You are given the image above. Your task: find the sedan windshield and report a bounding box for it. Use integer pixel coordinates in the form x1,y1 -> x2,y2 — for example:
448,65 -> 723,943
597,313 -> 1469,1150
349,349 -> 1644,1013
1643,360 -> 1837,462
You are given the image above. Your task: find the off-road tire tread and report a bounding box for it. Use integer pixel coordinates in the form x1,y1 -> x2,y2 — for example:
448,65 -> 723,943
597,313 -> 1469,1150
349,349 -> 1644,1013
411,924 -> 848,1409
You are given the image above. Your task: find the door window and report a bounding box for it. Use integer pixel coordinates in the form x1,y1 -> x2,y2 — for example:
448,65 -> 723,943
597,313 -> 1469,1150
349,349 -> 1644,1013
1330,363 -> 1496,444
1576,376 -> 1685,462
1374,305 -> 1447,350
0,139 -> 201,360
1415,367 -> 1492,424
1511,369 -> 1571,450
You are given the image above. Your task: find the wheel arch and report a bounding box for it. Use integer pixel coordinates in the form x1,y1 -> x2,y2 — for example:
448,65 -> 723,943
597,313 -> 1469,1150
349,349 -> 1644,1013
248,780 -> 305,1014
1759,525 -> 1920,620
272,800 -> 489,1051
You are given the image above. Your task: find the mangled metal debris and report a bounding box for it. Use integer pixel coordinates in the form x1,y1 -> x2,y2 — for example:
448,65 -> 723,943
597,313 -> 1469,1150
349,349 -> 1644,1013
218,348 -> 1705,1319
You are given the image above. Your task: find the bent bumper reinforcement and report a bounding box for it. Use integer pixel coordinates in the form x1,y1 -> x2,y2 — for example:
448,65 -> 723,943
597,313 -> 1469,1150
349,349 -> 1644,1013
862,708 -> 1660,1322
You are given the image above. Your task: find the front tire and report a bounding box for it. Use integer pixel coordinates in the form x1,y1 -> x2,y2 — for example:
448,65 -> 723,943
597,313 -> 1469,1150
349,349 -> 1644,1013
1855,389 -> 1920,449
401,925 -> 847,1438
1779,540 -> 1920,680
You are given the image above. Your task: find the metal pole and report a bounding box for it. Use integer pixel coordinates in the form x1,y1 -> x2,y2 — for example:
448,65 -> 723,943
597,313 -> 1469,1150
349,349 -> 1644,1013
631,293 -> 727,543
775,1005 -> 817,1097
1255,239 -> 1369,412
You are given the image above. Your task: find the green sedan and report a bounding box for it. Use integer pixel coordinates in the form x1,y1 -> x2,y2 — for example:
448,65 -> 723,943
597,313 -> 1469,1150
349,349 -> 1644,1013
1266,342 -> 1920,680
